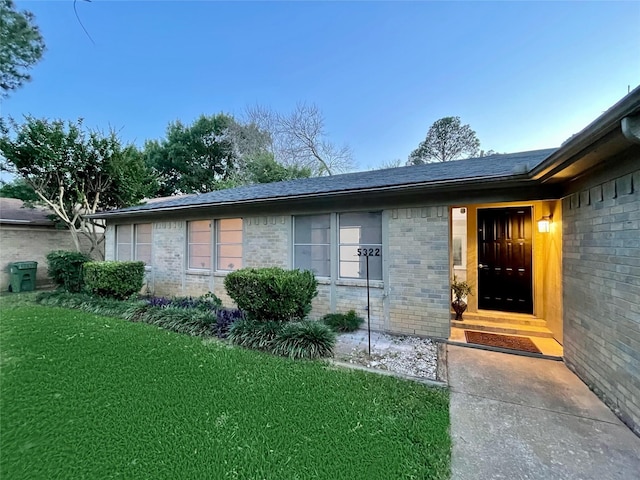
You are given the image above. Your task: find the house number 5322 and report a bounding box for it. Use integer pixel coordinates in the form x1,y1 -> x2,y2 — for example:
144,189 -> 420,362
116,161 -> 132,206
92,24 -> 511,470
357,248 -> 381,256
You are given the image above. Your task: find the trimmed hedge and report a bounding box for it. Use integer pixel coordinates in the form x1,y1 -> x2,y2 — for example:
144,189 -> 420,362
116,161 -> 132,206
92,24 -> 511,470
46,250 -> 92,293
224,267 -> 318,322
83,261 -> 145,299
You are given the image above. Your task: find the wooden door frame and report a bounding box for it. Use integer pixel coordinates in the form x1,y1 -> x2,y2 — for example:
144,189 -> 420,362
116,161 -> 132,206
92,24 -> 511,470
476,206 -> 534,314
459,202 -> 544,317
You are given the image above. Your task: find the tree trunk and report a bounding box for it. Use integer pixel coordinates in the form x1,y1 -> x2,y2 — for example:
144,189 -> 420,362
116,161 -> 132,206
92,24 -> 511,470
68,227 -> 82,253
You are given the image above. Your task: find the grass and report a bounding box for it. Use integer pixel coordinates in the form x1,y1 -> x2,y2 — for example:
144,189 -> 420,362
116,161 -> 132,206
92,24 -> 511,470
0,294 -> 450,479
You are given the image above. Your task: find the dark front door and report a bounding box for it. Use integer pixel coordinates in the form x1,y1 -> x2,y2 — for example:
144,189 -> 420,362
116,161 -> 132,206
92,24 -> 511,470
477,207 -> 533,313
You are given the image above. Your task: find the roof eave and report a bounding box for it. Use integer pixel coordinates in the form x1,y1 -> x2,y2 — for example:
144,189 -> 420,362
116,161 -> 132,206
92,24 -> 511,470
90,173 -> 533,219
529,86 -> 640,183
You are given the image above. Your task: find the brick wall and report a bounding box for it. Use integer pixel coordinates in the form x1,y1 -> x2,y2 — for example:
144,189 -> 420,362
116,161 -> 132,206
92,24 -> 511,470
0,226 -> 97,290
150,221 -> 185,296
334,283 -> 385,331
105,206 -> 452,339
563,166 -> 640,435
308,282 -> 332,319
244,216 -> 290,268
387,207 -> 450,338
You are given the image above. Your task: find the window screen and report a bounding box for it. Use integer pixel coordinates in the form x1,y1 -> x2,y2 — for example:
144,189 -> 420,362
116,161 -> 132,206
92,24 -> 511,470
188,220 -> 211,269
294,214 -> 331,277
116,224 -> 132,261
339,212 -> 382,280
134,223 -> 152,265
216,218 -> 243,271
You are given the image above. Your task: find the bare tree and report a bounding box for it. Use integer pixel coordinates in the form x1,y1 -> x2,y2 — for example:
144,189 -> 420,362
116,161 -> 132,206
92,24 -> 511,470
375,158 -> 405,170
246,103 -> 354,176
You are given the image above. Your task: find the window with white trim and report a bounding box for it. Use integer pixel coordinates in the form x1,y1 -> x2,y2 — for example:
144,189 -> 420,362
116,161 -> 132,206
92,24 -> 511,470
452,207 -> 467,270
339,212 -> 382,280
293,214 -> 331,277
216,218 -> 243,271
188,220 -> 212,270
134,223 -> 152,265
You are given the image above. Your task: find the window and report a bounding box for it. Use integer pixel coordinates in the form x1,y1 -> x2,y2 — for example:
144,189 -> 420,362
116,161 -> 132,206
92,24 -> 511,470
452,237 -> 463,266
339,212 -> 382,280
452,207 -> 467,269
135,223 -> 152,265
216,218 -> 243,271
188,220 -> 212,270
116,225 -> 132,261
294,215 -> 330,277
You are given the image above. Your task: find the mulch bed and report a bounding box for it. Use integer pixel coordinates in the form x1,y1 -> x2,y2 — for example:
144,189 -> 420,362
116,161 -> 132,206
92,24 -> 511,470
464,330 -> 542,354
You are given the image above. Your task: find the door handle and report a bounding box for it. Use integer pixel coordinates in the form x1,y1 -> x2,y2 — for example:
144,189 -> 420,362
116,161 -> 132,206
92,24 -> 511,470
478,264 -> 484,268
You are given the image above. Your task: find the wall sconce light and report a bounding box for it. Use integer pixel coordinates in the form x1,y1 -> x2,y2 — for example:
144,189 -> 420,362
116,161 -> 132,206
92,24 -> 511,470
537,215 -> 552,233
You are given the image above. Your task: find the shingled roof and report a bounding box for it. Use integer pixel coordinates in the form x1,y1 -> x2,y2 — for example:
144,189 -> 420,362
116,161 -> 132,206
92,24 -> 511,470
0,198 -> 56,226
96,148 -> 557,217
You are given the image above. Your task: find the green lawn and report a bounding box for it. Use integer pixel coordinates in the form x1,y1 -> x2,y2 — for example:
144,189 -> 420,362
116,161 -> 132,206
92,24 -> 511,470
0,298 -> 450,479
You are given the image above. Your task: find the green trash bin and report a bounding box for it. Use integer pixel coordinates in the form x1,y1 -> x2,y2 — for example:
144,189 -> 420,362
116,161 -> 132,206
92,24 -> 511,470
9,261 -> 38,292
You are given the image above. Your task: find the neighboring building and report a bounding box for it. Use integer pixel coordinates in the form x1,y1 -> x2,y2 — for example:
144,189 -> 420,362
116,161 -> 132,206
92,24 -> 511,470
0,198 -> 96,290
94,88 -> 640,435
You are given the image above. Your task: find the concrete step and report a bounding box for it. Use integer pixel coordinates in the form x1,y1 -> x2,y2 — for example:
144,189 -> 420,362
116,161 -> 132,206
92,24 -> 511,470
450,319 -> 555,338
451,313 -> 547,327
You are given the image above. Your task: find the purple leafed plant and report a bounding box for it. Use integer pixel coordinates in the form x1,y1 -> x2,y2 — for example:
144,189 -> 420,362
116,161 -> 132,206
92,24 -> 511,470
215,308 -> 244,338
145,296 -> 173,308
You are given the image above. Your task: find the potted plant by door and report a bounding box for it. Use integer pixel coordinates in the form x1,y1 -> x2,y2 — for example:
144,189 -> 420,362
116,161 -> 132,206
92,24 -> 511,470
451,276 -> 473,320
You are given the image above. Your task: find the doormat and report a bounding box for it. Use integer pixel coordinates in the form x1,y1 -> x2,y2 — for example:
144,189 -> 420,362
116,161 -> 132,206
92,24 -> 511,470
464,331 -> 542,354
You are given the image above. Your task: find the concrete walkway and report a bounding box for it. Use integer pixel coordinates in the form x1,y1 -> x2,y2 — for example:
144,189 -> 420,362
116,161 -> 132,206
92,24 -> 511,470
448,345 -> 640,480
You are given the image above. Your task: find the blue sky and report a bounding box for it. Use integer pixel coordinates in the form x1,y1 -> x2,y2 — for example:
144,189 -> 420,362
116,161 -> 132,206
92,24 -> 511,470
3,1 -> 639,170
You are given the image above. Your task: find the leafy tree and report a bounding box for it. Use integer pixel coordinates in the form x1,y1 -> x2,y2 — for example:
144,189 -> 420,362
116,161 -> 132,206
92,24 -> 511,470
0,117 -> 154,258
408,116 -> 480,165
245,152 -> 311,184
0,177 -> 38,201
145,114 -> 271,196
0,0 -> 46,95
246,103 -> 354,176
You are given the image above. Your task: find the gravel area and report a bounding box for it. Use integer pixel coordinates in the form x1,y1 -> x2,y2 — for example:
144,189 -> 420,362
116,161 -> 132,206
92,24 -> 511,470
334,330 -> 438,380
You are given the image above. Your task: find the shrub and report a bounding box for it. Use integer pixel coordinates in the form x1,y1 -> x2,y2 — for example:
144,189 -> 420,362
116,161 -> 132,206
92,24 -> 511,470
83,261 -> 145,299
46,250 -> 92,293
224,268 -> 318,322
34,291 -> 237,340
272,321 -> 336,359
322,310 -> 364,333
36,291 -> 145,318
140,306 -> 216,336
228,319 -> 284,350
123,302 -> 152,322
228,319 -> 335,359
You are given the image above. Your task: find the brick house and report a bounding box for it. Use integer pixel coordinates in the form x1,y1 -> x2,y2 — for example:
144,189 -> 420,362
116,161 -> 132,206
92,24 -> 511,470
95,88 -> 640,434
0,198 -> 97,290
